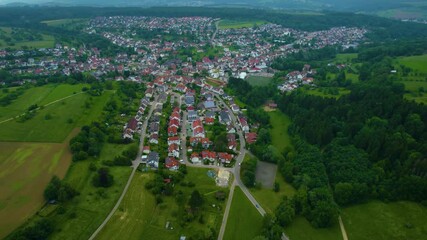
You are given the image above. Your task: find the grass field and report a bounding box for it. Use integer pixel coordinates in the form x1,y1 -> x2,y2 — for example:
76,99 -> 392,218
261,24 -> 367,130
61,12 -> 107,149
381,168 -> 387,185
250,171 -> 295,215
342,201 -> 427,240
267,111 -> 293,153
245,76 -> 272,86
42,18 -> 88,27
304,87 -> 351,99
397,54 -> 427,74
224,187 -> 263,240
0,84 -> 112,142
285,216 -> 342,240
0,130 -> 76,239
335,53 -> 358,63
98,167 -> 228,240
218,19 -> 267,29
0,27 -> 54,49
96,172 -> 156,240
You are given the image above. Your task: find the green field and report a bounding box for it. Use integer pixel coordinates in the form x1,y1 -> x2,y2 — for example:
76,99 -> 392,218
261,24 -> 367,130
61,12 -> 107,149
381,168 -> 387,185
0,138 -> 74,239
250,171 -> 295,215
96,172 -> 156,240
397,54 -> 427,74
99,167 -> 228,240
218,19 -> 268,29
304,87 -> 351,99
285,216 -> 342,240
224,187 -> 263,240
42,18 -> 88,27
245,76 -> 272,86
0,84 -> 112,142
267,111 -> 293,153
342,201 -> 427,240
335,53 -> 358,63
0,27 -> 55,49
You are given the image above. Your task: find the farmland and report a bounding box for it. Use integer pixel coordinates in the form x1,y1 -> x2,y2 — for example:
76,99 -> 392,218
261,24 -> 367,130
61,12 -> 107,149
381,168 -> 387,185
0,130 -> 76,239
285,216 -> 342,240
97,167 -> 228,240
342,201 -> 427,240
223,187 -> 263,240
394,54 -> 427,104
218,19 -> 267,29
0,27 -> 55,50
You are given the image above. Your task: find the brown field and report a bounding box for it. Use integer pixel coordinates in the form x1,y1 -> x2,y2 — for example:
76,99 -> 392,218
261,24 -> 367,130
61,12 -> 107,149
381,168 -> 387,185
0,129 -> 77,238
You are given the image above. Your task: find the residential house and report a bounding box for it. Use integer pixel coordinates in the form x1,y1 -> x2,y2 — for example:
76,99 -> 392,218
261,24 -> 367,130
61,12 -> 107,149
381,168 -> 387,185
191,152 -> 201,163
187,110 -> 198,122
168,144 -> 180,158
218,152 -> 233,164
168,136 -> 181,146
147,151 -> 160,168
143,146 -> 150,154
165,157 -> 180,171
245,132 -> 257,144
219,110 -> 231,125
149,133 -> 159,144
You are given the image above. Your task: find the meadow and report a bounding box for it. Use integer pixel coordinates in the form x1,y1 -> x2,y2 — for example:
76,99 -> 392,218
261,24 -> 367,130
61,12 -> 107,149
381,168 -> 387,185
97,167 -> 228,240
218,19 -> 267,29
303,87 -> 351,99
0,84 -> 112,142
342,201 -> 427,240
41,18 -> 88,29
394,54 -> 427,104
223,187 -> 263,240
267,111 -> 293,153
0,27 -> 55,49
245,76 -> 272,86
285,216 -> 342,240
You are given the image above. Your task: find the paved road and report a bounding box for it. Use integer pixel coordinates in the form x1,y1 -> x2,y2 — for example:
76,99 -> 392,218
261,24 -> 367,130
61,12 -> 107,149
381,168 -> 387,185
88,95 -> 157,240
339,215 -> 349,240
211,20 -> 220,42
217,180 -> 236,240
0,91 -> 84,125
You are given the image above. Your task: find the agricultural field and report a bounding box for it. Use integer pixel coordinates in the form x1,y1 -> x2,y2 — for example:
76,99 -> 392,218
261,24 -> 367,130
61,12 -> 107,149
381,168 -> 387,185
335,53 -> 358,63
0,27 -> 55,49
99,167 -> 228,240
218,19 -> 267,29
223,187 -> 263,240
342,201 -> 427,240
397,54 -> 427,74
0,84 -> 112,142
0,135 -> 74,239
245,76 -> 272,86
267,111 -> 293,153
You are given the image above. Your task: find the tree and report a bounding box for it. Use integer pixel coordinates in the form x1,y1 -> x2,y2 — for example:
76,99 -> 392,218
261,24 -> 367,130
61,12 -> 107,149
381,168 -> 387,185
44,176 -> 61,201
188,190 -> 204,211
93,167 -> 114,188
275,197 -> 295,227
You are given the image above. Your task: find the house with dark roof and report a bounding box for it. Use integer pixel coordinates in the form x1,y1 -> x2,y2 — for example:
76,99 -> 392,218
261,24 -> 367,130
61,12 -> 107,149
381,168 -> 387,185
219,111 -> 231,125
147,151 -> 159,168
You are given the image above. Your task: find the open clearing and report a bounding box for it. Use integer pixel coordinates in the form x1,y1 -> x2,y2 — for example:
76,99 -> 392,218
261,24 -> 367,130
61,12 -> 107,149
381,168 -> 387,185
98,167 -> 227,240
42,18 -> 88,28
0,130 -> 77,239
397,54 -> 427,74
245,76 -> 272,86
224,187 -> 263,240
218,19 -> 267,29
267,111 -> 293,152
342,201 -> 427,240
255,160 -> 277,189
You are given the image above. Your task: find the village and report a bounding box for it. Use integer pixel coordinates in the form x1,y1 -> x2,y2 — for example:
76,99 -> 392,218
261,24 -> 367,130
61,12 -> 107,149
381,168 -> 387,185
0,16 -> 366,86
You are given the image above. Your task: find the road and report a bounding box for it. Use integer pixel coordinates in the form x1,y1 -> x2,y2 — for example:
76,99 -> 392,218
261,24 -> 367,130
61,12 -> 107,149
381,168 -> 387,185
88,95 -> 157,240
0,91 -> 84,125
211,20 -> 220,42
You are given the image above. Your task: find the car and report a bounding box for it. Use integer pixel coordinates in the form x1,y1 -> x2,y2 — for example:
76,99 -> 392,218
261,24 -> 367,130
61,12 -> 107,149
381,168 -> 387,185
179,159 -> 184,163
256,204 -> 259,208
238,162 -> 241,166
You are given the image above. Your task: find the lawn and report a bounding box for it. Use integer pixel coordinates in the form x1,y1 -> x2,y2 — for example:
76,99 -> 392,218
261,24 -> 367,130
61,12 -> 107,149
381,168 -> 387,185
0,85 -> 111,142
285,216 -> 342,240
341,201 -> 427,240
245,76 -> 272,86
98,167 -> 228,240
0,131 -> 76,239
223,187 -> 263,240
267,111 -> 293,153
218,19 -> 267,29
